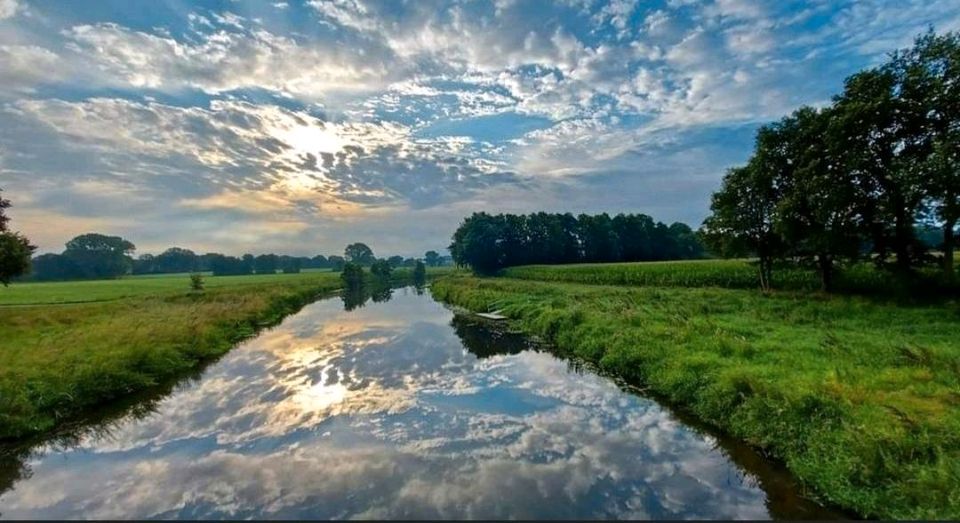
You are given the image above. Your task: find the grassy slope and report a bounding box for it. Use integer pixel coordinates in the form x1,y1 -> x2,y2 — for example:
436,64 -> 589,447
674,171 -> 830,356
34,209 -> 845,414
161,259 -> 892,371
0,269 -> 441,439
431,267 -> 960,519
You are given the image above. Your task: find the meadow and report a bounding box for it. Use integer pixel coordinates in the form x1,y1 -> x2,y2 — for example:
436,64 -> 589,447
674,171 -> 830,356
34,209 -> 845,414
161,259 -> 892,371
0,269 -> 438,439
431,261 -> 960,519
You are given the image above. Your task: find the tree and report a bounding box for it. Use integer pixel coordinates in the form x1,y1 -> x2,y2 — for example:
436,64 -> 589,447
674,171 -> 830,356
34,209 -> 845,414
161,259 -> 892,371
370,258 -> 392,279
702,161 -> 784,291
0,232 -> 34,286
832,66 -> 925,272
62,233 -> 135,279
341,261 -> 364,288
387,255 -> 404,268
209,254 -> 251,276
0,189 -> 35,285
413,260 -> 427,286
280,256 -> 302,274
311,254 -> 329,269
578,213 -> 618,263
254,254 -> 279,274
328,255 -> 346,272
189,273 -> 205,292
155,247 -> 199,274
901,31 -> 960,279
30,253 -> 77,281
0,188 -> 10,233
424,250 -> 441,267
776,107 -> 865,291
345,243 -> 375,265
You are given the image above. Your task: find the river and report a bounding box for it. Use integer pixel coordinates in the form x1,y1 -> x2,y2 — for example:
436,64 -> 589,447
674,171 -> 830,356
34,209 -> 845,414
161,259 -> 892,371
0,286 -> 844,519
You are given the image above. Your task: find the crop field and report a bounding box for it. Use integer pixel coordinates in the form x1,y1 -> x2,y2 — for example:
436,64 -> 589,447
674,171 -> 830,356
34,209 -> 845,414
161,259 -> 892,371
502,258 -> 945,295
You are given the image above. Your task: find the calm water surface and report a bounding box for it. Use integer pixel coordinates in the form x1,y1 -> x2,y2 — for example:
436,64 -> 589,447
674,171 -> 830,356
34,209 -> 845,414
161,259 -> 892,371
0,287 -> 843,519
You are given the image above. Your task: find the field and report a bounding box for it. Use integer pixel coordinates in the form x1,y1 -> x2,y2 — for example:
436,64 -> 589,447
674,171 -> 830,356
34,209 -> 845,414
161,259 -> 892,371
0,269 -> 439,439
503,258 -> 951,296
1,270 -> 335,306
431,261 -> 960,520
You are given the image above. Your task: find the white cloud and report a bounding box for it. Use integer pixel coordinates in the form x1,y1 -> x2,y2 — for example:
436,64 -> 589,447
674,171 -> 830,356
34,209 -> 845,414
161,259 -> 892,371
63,23 -> 399,99
0,0 -> 18,20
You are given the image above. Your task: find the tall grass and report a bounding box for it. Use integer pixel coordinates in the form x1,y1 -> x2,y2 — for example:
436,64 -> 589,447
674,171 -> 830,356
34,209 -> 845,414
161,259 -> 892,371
431,274 -> 960,519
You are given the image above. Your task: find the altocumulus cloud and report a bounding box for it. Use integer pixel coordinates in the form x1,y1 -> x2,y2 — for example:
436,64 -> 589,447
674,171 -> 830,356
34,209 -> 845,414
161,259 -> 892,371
0,0 -> 958,255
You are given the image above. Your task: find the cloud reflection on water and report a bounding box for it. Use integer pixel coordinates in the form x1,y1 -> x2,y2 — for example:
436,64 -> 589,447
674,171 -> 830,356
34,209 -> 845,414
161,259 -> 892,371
0,288 -> 820,519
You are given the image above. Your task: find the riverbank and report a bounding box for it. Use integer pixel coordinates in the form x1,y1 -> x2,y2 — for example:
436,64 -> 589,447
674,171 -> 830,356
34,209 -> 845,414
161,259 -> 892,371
0,269 -> 443,440
431,272 -> 960,519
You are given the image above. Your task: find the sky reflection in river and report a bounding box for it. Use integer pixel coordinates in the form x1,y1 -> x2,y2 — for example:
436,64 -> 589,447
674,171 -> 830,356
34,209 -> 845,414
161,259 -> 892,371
0,288 -> 836,520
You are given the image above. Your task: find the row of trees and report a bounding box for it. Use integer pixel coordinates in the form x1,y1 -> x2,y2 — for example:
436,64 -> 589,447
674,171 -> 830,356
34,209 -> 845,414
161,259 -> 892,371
449,212 -> 704,274
702,31 -> 960,291
25,234 -> 447,281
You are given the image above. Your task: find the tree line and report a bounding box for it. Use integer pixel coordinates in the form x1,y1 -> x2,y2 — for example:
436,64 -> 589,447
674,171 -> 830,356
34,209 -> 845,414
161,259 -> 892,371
702,31 -> 960,291
449,212 -> 704,274
15,232 -> 448,281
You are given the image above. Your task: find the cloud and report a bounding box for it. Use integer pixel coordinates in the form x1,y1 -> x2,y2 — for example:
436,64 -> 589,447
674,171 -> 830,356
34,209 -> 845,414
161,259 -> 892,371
0,296 -> 773,519
63,22 -> 400,99
0,0 -> 18,20
2,0 -> 960,254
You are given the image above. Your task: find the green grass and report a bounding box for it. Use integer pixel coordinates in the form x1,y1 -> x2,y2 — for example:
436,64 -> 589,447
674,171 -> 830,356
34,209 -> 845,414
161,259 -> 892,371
431,268 -> 960,519
2,271 -> 340,306
0,268 -> 447,439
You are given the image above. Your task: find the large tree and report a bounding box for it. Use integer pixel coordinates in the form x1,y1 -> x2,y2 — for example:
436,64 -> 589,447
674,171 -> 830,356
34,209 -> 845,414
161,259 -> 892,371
901,31 -> 960,278
62,233 -> 135,279
344,243 -> 375,265
0,188 -> 36,286
776,107 -> 865,291
424,250 -> 441,267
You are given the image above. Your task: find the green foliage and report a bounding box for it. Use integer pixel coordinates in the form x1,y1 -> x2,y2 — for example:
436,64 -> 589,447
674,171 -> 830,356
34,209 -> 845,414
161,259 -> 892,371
253,254 -> 279,274
340,261 -> 365,288
703,30 -> 960,287
54,233 -> 137,280
0,189 -> 36,286
424,250 -> 441,267
369,258 -> 392,279
344,242 -> 375,265
432,273 -> 960,519
0,232 -> 35,286
413,260 -> 427,285
450,211 -> 705,274
189,272 -> 204,292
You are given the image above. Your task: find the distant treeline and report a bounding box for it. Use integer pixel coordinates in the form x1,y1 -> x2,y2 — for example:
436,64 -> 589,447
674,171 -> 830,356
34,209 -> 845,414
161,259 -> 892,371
449,212 -> 704,274
26,234 -> 450,281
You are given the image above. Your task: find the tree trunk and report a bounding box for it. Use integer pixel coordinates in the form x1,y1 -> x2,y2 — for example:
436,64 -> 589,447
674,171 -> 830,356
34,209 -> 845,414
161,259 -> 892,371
818,253 -> 834,293
945,218 -> 956,281
757,255 -> 772,292
893,195 -> 912,273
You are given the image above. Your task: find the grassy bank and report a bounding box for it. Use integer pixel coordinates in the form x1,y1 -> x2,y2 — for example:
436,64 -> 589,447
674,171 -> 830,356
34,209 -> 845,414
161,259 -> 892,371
431,271 -> 960,519
0,269 -> 440,440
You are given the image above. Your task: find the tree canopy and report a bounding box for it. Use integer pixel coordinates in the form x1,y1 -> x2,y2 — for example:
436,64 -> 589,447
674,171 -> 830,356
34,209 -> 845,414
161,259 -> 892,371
702,30 -> 960,289
450,212 -> 705,274
344,243 -> 375,265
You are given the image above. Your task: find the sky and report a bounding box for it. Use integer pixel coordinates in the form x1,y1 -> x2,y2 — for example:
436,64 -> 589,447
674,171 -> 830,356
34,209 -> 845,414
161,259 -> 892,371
1,0 -> 959,257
